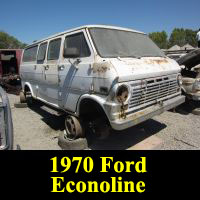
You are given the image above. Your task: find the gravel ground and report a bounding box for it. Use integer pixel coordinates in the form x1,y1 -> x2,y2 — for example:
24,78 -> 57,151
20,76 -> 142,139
8,93 -> 200,150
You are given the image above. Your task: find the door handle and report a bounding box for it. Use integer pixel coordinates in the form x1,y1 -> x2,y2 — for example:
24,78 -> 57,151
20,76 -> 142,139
58,65 -> 65,71
44,65 -> 49,70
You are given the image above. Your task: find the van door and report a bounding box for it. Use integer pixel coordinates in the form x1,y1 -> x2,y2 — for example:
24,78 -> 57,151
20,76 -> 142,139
43,38 -> 62,105
36,42 -> 48,100
21,45 -> 38,97
58,30 -> 94,112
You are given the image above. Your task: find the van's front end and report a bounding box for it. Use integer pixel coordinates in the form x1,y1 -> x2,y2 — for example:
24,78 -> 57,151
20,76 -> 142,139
87,26 -> 185,130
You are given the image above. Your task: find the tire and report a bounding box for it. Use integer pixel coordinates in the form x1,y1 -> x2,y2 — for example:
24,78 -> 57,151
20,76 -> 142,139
58,131 -> 88,150
19,91 -> 26,103
65,115 -> 85,140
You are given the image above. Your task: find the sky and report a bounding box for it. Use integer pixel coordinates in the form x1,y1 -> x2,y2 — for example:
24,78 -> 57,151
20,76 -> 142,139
0,0 -> 199,44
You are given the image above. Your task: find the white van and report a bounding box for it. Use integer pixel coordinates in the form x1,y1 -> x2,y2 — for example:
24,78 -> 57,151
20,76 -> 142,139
20,25 -> 185,139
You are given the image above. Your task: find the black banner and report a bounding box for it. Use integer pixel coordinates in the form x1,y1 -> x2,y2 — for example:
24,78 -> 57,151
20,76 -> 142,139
0,151 -> 198,199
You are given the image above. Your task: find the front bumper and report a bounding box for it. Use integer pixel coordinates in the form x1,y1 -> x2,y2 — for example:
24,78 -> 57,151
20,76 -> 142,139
110,95 -> 185,130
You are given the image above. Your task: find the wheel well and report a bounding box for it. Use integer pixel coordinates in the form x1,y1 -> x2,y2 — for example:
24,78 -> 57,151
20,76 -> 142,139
24,85 -> 31,93
79,99 -> 109,123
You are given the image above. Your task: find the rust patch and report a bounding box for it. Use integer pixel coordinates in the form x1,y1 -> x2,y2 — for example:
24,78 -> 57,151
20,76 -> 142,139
144,59 -> 169,65
93,62 -> 111,74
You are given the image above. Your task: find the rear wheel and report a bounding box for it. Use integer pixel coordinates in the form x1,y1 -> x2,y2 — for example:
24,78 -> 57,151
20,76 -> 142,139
19,91 -> 26,103
64,115 -> 85,140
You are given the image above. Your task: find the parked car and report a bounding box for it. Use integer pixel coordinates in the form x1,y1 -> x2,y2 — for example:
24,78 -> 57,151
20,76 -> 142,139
177,48 -> 200,101
20,25 -> 185,140
0,86 -> 13,150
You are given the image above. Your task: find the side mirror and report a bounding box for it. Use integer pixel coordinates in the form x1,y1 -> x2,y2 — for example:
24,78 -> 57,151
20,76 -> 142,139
63,48 -> 80,58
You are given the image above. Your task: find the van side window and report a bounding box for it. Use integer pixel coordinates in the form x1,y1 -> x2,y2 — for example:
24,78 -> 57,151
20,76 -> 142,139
64,33 -> 91,58
47,39 -> 61,60
23,46 -> 38,62
37,42 -> 47,61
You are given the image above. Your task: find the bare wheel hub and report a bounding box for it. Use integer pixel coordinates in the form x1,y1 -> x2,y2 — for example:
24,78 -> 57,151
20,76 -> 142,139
64,115 -> 84,140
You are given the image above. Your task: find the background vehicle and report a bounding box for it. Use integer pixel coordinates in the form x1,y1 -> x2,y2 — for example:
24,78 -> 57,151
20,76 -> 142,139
20,25 -> 185,140
177,49 -> 200,101
0,49 -> 22,93
0,49 -> 22,76
0,86 -> 13,150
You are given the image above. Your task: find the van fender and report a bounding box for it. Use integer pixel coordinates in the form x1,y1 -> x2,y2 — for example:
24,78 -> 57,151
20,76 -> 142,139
23,82 -> 35,97
76,94 -> 109,118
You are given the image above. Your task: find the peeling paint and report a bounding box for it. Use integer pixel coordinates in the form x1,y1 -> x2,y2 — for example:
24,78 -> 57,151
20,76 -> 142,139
93,61 -> 111,74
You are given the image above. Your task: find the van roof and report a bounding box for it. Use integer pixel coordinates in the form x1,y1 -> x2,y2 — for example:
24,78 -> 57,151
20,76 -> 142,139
29,25 -> 145,47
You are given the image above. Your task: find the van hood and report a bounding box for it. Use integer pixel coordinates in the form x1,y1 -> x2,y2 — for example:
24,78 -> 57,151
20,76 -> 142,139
110,57 -> 181,82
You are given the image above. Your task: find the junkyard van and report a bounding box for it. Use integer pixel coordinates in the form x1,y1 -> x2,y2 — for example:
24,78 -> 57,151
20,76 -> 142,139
20,25 -> 185,139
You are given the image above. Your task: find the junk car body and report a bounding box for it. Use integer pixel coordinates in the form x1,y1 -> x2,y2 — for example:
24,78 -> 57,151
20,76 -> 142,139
20,25 -> 185,139
0,86 -> 13,150
177,49 -> 200,101
0,49 -> 22,78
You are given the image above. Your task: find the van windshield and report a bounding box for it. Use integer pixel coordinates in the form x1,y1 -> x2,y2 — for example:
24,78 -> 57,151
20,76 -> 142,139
89,28 -> 165,58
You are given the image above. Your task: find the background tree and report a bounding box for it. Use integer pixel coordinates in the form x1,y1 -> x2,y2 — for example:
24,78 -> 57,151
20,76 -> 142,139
149,31 -> 168,49
169,28 -> 186,47
185,29 -> 198,47
169,28 -> 198,48
0,31 -> 27,49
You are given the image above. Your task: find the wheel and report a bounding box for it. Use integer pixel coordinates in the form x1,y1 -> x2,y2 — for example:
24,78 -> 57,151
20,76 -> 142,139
19,91 -> 26,103
64,115 -> 85,140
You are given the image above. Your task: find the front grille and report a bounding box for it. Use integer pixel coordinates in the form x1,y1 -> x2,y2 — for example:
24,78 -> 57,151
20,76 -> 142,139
128,74 -> 180,111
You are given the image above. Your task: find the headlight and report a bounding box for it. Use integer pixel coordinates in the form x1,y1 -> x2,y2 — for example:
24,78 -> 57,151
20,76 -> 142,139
177,74 -> 183,86
116,85 -> 130,103
193,80 -> 200,92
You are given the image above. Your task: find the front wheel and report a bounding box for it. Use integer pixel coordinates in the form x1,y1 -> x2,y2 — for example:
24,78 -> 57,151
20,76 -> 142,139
64,115 -> 85,140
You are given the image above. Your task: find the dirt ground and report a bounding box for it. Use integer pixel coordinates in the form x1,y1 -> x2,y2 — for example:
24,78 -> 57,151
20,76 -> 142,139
8,93 -> 200,150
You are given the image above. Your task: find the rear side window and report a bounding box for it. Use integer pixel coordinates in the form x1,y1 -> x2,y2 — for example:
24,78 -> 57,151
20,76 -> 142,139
64,33 -> 90,57
23,46 -> 38,62
47,39 -> 61,60
37,42 -> 47,61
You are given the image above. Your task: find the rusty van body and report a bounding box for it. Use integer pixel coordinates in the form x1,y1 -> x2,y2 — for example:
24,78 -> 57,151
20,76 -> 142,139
20,25 -> 185,139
